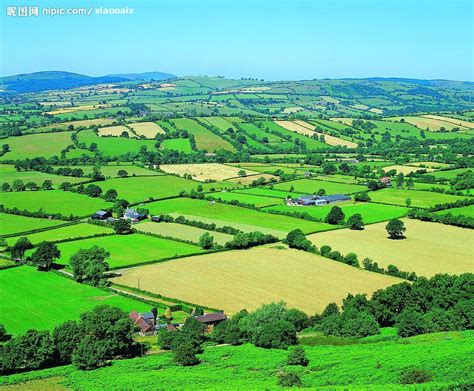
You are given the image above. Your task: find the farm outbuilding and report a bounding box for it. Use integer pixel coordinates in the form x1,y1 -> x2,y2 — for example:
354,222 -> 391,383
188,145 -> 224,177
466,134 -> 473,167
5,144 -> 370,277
295,194 -> 351,206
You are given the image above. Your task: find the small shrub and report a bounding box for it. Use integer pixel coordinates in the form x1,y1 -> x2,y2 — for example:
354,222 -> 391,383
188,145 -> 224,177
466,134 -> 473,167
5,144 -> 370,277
287,346 -> 309,366
400,368 -> 432,384
277,370 -> 302,387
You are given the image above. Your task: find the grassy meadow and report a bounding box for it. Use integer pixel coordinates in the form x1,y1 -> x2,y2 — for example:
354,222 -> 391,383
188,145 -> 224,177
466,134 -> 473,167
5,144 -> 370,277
0,190 -> 109,217
50,233 -> 204,269
368,188 -> 468,208
145,198 -> 334,237
265,202 -> 408,224
89,175 -> 204,203
271,178 -> 366,195
171,118 -> 236,152
2,331 -> 473,389
0,266 -> 149,335
0,213 -> 67,236
6,223 -> 112,246
0,164 -> 85,186
0,132 -> 73,160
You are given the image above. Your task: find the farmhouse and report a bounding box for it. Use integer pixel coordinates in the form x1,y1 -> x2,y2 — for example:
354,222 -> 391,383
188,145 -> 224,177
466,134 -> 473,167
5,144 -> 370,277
91,210 -> 111,220
195,312 -> 227,330
294,194 -> 351,206
124,208 -> 147,223
129,310 -> 157,335
380,176 -> 392,187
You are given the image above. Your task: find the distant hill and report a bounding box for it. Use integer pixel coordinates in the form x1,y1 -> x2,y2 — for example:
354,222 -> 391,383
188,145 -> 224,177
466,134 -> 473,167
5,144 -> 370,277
0,70 -> 176,93
109,71 -> 176,81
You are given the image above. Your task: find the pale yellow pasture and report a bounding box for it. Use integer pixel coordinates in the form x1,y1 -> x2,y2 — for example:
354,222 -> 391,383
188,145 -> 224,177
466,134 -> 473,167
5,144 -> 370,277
382,165 -> 434,175
369,108 -> 384,114
275,120 -> 315,136
308,219 -> 474,277
389,116 -> 468,131
227,173 -> 277,184
422,115 -> 474,130
159,163 -> 260,182
46,104 -> 111,115
283,107 -> 304,114
351,104 -> 369,110
112,246 -> 402,314
128,122 -> 166,138
294,120 -> 358,148
331,117 -> 354,126
98,125 -> 133,137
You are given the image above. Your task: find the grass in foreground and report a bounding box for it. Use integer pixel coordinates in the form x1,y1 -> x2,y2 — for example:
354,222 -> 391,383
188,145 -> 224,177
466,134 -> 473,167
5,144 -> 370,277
0,266 -> 149,335
2,331 -> 472,389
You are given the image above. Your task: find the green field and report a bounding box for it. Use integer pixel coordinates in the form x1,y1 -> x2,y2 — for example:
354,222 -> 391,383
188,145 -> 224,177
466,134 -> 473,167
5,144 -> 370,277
160,138 -> 193,153
0,190 -> 109,217
63,164 -> 161,178
171,118 -> 236,152
427,168 -> 472,179
2,331 -> 472,389
234,187 -> 306,199
271,178 -> 366,195
0,213 -> 66,236
135,221 -> 234,245
435,204 -> 474,218
146,197 -> 334,237
0,164 -> 85,187
77,129 -> 157,157
208,192 -> 282,207
369,188 -> 468,208
6,223 -> 112,246
89,175 -> 207,203
50,233 -> 204,268
0,266 -> 149,335
265,202 -> 408,224
0,132 -> 73,160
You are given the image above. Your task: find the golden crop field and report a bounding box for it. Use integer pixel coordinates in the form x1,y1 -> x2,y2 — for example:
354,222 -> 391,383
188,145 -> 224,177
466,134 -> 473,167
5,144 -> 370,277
46,104 -> 111,115
295,120 -> 358,148
422,115 -> 474,130
275,120 -> 315,136
410,161 -> 451,169
98,125 -> 133,137
227,173 -> 277,184
308,219 -> 474,277
369,108 -> 384,114
159,163 -> 260,181
389,116 -> 468,131
134,221 -> 233,245
112,246 -> 401,314
330,117 -> 353,126
128,122 -> 166,138
382,164 -> 434,174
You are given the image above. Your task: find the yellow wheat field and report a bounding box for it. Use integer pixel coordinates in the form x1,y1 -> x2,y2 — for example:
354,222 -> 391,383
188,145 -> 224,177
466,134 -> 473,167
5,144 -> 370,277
46,104 -> 112,115
422,115 -> 474,130
295,120 -> 357,148
112,246 -> 402,314
330,117 -> 353,126
369,108 -> 384,114
98,125 -> 133,137
128,122 -> 166,138
159,163 -> 260,182
227,173 -> 277,184
389,116 -> 468,131
382,165 -> 434,175
308,219 -> 474,277
275,120 -> 315,136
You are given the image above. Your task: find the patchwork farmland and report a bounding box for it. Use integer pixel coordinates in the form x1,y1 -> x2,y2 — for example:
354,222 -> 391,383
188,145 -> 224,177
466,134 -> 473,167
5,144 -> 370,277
0,71 -> 472,389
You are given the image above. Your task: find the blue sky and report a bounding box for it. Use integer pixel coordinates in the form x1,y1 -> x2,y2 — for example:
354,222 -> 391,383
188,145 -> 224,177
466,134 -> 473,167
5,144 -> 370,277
1,0 -> 472,80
